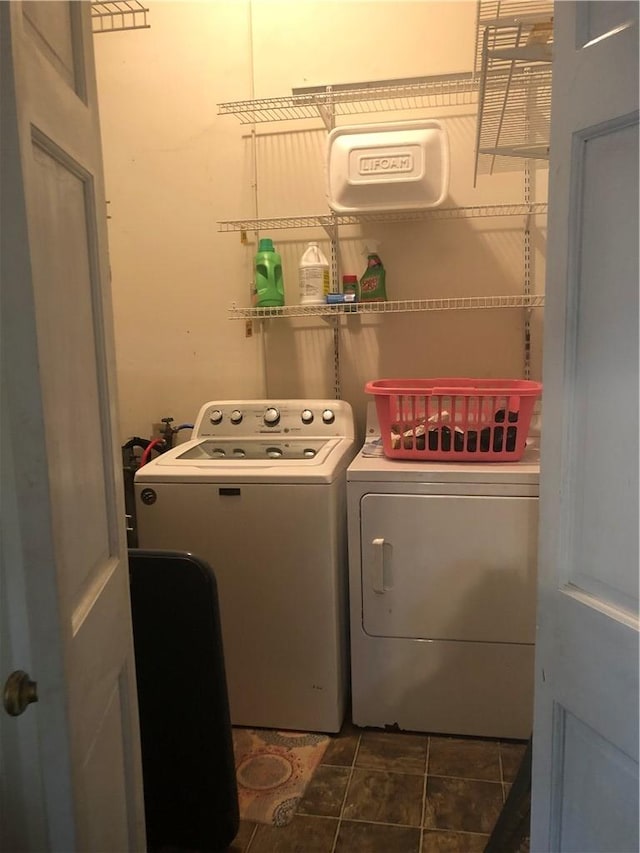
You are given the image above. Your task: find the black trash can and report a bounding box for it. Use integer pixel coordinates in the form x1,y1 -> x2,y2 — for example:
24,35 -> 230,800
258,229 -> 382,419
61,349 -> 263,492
128,549 -> 239,852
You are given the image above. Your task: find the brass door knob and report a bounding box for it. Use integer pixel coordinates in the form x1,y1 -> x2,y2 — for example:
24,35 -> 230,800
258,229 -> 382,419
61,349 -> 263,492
3,670 -> 38,717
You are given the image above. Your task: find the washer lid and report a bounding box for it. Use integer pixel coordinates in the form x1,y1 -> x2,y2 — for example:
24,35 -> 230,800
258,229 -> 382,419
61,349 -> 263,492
134,436 -> 356,484
176,438 -> 331,461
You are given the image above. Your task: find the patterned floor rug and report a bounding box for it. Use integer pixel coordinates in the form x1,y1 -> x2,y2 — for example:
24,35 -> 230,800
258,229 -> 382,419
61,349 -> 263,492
232,728 -> 330,827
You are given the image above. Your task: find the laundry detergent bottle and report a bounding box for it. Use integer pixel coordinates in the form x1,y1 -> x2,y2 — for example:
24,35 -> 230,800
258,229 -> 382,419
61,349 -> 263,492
359,241 -> 387,303
254,237 -> 284,307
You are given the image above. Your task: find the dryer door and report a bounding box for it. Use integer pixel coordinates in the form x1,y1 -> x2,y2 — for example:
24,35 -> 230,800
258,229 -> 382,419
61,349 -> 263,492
360,493 -> 538,643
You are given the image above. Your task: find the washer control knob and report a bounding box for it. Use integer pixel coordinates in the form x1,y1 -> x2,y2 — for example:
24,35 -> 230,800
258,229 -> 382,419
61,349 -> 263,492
301,409 -> 314,425
209,409 -> 223,425
322,409 -> 335,425
230,409 -> 243,425
263,407 -> 280,426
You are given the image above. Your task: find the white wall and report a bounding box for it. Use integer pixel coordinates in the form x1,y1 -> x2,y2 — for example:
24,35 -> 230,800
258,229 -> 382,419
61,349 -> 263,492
94,0 -> 546,443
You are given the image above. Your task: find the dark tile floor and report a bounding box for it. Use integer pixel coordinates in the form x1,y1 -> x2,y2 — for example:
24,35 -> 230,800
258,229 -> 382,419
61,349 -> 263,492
227,718 -> 528,853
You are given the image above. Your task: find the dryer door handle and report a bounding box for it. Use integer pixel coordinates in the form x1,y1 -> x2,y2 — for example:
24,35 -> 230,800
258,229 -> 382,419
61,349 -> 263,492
371,538 -> 388,594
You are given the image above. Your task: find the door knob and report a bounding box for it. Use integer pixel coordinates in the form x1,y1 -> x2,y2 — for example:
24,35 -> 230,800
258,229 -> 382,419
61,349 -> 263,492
3,670 -> 38,717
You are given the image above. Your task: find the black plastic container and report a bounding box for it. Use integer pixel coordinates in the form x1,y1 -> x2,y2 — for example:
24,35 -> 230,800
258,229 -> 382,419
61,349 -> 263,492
128,549 -> 239,852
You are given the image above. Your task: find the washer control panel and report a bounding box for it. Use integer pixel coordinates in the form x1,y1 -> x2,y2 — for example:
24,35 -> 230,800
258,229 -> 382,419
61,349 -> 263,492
195,399 -> 355,439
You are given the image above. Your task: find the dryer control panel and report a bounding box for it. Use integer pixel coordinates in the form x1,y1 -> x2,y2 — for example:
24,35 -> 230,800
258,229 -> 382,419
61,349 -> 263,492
193,399 -> 355,440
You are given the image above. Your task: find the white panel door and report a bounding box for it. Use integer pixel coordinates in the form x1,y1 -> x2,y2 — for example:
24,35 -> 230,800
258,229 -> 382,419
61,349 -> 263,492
531,2 -> 639,851
0,3 -> 145,850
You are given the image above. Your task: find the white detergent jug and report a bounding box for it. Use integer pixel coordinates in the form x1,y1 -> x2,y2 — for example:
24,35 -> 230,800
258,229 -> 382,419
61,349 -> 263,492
299,242 -> 330,305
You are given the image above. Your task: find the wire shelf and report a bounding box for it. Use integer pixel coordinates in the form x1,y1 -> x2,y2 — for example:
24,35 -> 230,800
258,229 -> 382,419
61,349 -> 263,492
218,73 -> 478,125
474,0 -> 554,74
477,66 -> 552,161
229,294 -> 545,320
473,0 -> 553,181
218,203 -> 548,233
91,1 -> 150,33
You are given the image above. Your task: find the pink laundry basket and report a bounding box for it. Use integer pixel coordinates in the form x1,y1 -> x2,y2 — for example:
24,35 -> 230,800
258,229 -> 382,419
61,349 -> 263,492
365,378 -> 542,462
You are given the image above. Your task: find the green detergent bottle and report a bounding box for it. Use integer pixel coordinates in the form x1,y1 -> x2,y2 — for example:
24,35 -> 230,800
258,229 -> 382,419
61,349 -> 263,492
359,246 -> 387,303
254,238 -> 285,307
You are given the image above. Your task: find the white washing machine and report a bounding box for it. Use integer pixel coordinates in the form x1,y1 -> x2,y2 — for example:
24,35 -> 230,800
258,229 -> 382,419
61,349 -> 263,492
347,405 -> 539,739
135,399 -> 356,733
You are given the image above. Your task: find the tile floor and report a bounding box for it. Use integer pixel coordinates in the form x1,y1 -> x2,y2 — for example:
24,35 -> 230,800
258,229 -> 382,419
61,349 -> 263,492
227,718 -> 528,853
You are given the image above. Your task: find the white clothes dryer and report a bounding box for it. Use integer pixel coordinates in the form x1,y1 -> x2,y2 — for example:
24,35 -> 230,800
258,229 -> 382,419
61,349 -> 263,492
135,399 -> 356,733
347,405 -> 540,739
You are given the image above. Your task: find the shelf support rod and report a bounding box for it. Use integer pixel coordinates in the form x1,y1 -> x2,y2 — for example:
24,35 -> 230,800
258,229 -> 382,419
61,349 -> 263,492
473,26 -> 490,187
489,22 -> 524,177
323,210 -> 341,397
322,216 -> 340,295
523,156 -> 532,381
332,317 -> 341,400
